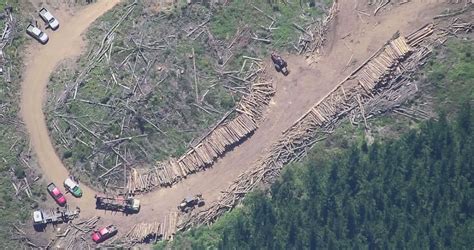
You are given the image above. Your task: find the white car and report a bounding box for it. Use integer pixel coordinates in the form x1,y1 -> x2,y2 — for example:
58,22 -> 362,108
39,7 -> 59,30
26,24 -> 49,44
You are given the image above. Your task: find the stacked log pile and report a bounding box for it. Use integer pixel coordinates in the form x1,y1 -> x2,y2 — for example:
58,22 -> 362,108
350,18 -> 471,123
356,36 -> 412,92
50,216 -> 100,249
121,221 -> 161,244
176,113 -> 257,172
237,82 -> 276,119
406,23 -> 435,46
350,45 -> 435,123
161,212 -> 179,240
126,168 -> 145,193
110,212 -> 178,247
180,20 -> 472,229
126,81 -> 274,194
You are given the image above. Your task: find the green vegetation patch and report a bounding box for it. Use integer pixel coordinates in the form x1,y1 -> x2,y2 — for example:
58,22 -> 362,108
423,40 -> 474,111
211,0 -> 326,52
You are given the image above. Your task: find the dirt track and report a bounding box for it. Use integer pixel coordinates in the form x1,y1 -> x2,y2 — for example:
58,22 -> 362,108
20,0 -> 451,243
20,0 -> 121,218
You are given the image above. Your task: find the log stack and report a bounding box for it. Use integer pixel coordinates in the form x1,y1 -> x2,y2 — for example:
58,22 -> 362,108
122,221 -> 161,244
356,36 -> 412,92
237,82 -> 275,119
177,113 -> 257,172
126,168 -> 145,193
52,216 -> 100,249
161,212 -> 179,241
406,23 -> 435,46
126,81 -> 274,194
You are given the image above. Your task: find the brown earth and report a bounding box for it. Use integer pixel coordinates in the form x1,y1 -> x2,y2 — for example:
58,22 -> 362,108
19,0 -> 456,244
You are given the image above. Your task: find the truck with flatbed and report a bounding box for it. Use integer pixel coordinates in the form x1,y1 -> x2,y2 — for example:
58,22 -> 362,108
33,207 -> 80,228
95,194 -> 140,214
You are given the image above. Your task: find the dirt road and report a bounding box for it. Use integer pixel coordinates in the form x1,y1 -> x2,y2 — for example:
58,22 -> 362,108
20,0 -> 121,215
20,0 -> 450,243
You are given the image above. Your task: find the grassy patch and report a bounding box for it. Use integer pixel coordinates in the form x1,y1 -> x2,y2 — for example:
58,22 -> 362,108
210,0 -> 325,50
423,40 -> 474,111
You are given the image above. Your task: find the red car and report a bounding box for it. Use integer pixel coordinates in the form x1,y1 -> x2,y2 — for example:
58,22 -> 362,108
47,183 -> 66,206
91,225 -> 118,243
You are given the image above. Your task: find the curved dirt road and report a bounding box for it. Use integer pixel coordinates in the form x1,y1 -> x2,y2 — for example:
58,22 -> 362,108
20,0 -> 121,213
20,0 -> 450,244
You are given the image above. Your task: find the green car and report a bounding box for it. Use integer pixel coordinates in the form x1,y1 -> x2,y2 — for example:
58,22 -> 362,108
64,177 -> 83,197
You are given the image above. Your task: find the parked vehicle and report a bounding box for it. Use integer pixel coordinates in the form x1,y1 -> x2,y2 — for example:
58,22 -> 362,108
64,177 -> 83,197
26,24 -> 48,44
39,8 -> 59,30
47,183 -> 66,206
33,207 -> 79,228
91,225 -> 118,243
95,194 -> 140,214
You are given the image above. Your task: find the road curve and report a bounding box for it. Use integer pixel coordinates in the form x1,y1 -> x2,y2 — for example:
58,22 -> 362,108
19,0 -> 449,243
20,0 -> 121,214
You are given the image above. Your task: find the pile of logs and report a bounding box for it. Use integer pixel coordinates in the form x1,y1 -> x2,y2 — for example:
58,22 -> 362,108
180,20 -> 471,229
50,216 -> 100,249
406,23 -> 435,46
0,7 -> 14,47
110,212 -> 179,247
161,212 -> 179,240
176,113 -> 257,172
447,19 -> 472,33
350,46 -> 435,123
356,36 -> 412,92
122,221 -> 161,244
126,81 -> 274,194
126,168 -> 148,194
113,212 -> 179,247
237,82 -> 276,119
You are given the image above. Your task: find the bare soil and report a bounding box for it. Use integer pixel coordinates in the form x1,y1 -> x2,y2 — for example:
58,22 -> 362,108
19,0 -> 457,243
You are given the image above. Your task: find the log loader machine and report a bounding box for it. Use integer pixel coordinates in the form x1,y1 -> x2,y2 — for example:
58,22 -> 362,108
178,194 -> 205,213
271,52 -> 289,76
95,194 -> 140,214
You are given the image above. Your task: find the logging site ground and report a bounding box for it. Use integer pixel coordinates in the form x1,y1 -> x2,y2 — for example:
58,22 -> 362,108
0,0 -> 472,248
